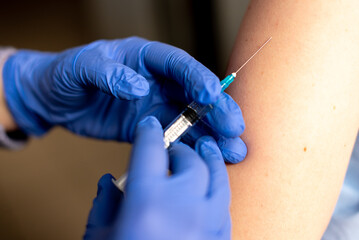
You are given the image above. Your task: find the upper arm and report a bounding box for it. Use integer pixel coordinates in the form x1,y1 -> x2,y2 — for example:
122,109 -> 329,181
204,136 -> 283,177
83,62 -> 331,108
226,0 -> 359,239
0,49 -> 17,131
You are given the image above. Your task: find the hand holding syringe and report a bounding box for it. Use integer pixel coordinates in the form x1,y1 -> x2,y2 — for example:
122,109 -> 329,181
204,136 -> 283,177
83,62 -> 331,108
114,37 -> 272,191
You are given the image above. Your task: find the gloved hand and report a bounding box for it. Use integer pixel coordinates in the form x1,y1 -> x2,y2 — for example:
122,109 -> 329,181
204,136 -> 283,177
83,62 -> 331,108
3,37 -> 246,162
84,116 -> 231,240
84,174 -> 124,240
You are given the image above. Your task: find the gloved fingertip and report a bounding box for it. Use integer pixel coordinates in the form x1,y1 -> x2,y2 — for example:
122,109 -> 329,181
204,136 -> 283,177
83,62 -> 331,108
208,93 -> 245,137
99,173 -> 114,182
223,151 -> 246,164
137,116 -> 162,129
195,136 -> 222,159
135,116 -> 164,141
195,79 -> 221,105
115,73 -> 150,100
97,173 -> 115,196
218,137 -> 247,164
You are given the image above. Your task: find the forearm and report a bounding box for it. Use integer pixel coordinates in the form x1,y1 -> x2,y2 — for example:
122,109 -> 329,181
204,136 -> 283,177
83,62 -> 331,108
226,0 -> 359,239
0,48 -> 17,131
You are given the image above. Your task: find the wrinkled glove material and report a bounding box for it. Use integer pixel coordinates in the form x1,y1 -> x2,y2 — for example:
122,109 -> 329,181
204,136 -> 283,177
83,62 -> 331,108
3,37 -> 247,163
84,117 -> 231,240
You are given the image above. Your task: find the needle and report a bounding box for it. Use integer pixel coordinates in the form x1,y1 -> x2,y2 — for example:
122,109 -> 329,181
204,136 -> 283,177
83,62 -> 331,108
234,36 -> 272,75
220,36 -> 272,91
113,37 -> 273,192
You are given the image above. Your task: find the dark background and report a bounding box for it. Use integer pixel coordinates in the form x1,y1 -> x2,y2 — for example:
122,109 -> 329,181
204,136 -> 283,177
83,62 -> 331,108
0,0 -> 248,239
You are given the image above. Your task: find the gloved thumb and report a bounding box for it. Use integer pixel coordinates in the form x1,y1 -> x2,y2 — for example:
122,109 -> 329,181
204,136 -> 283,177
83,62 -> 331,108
74,54 -> 150,100
84,174 -> 124,240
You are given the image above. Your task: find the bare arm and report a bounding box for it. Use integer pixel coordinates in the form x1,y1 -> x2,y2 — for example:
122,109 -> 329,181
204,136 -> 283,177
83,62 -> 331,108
0,80 -> 16,131
0,49 -> 17,131
226,0 -> 359,239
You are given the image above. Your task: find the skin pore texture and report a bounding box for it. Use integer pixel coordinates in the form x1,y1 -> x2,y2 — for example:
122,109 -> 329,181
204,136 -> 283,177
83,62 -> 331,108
226,0 -> 359,239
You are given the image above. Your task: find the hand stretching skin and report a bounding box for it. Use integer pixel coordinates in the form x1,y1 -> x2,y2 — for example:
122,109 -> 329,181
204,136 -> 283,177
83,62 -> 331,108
3,37 -> 247,162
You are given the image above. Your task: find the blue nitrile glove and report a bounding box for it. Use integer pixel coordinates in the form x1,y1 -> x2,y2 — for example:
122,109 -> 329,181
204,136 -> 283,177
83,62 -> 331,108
83,116 -> 231,240
3,37 -> 246,163
84,174 -> 124,240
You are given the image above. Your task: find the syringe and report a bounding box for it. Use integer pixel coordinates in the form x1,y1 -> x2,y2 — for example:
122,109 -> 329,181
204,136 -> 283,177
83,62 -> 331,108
113,37 -> 272,191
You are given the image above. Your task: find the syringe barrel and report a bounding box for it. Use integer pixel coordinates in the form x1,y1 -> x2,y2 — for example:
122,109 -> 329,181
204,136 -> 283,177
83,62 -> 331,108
187,101 -> 214,118
163,101 -> 213,148
114,101 -> 213,191
163,114 -> 192,148
113,101 -> 213,191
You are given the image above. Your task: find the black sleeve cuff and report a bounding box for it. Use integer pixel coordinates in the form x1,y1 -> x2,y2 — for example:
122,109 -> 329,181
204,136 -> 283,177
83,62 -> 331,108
0,124 -> 28,150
